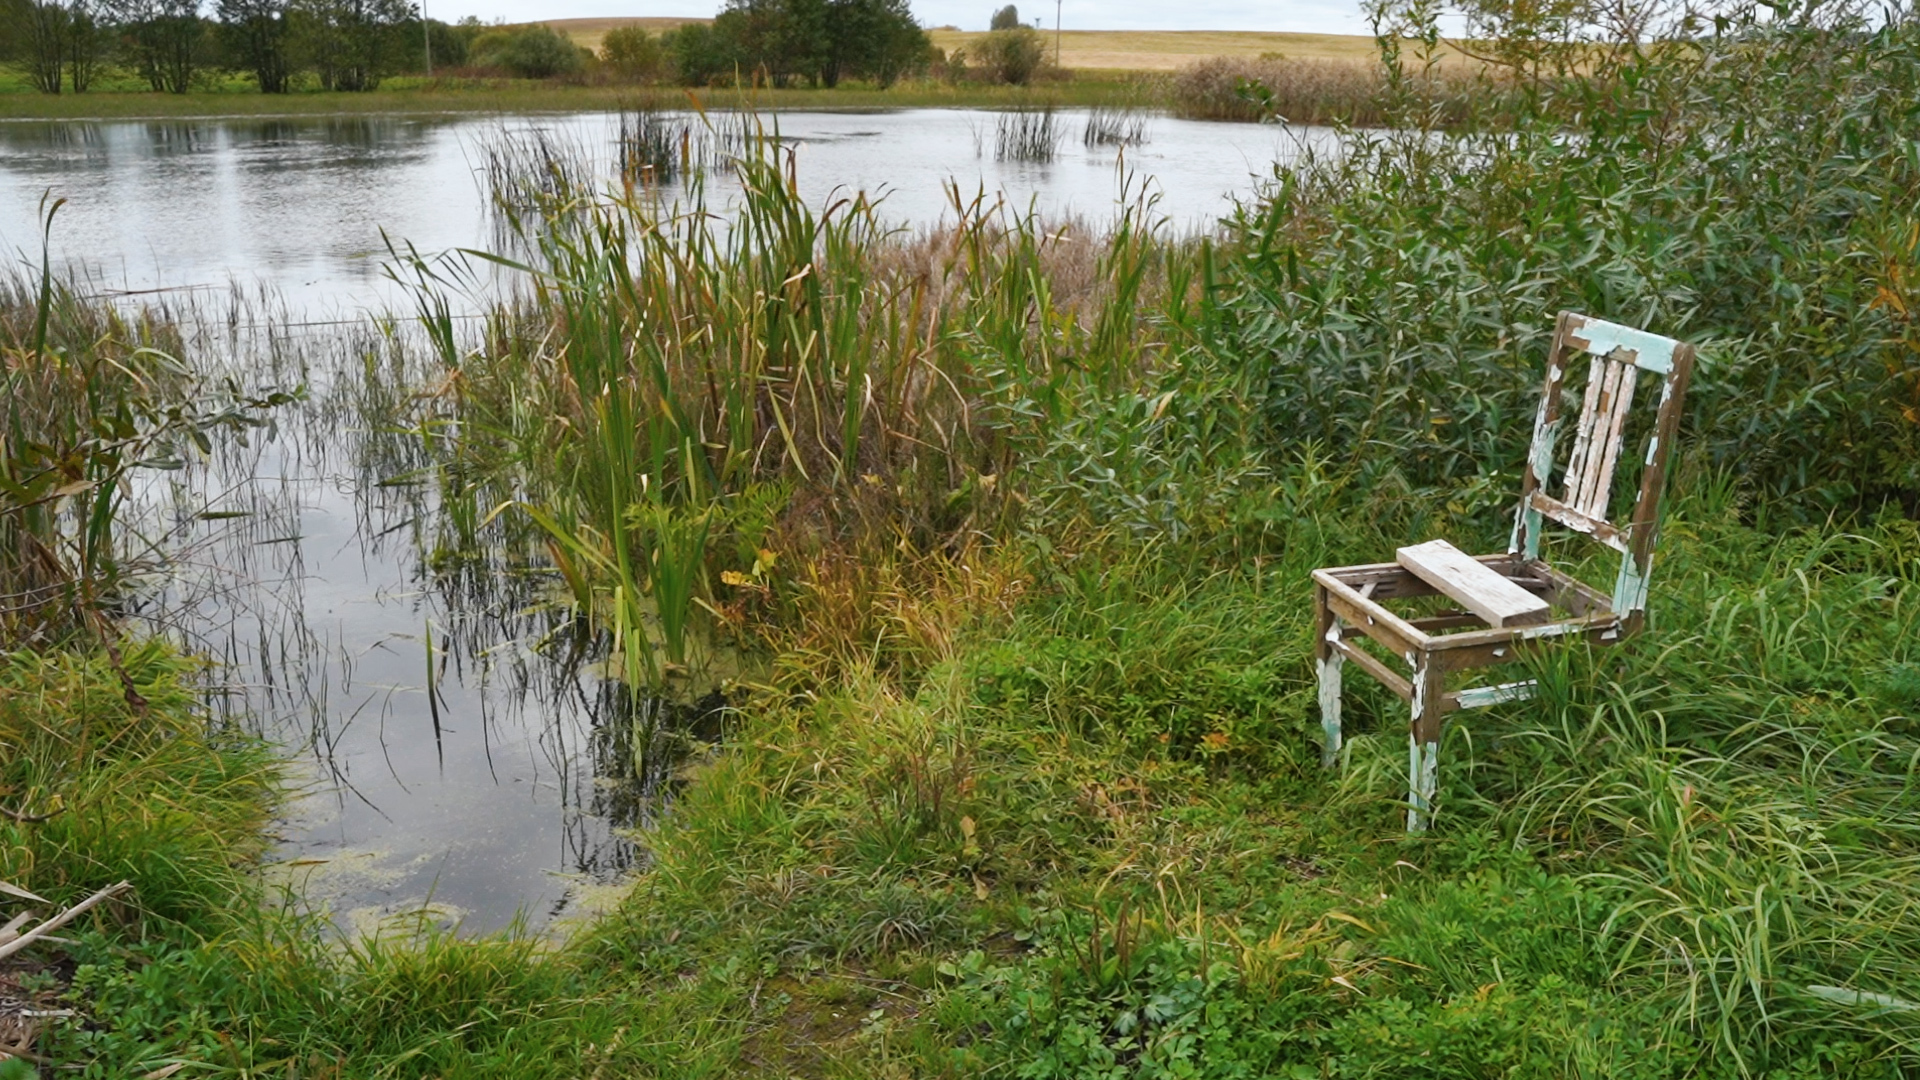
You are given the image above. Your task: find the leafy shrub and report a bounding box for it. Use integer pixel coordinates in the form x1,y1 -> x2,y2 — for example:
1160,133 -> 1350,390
1172,55 -> 1388,124
1216,15 -> 1920,518
600,24 -> 666,82
468,23 -> 587,79
975,25 -> 1044,85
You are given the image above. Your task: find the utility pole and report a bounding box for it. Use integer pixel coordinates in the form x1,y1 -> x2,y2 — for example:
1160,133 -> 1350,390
422,0 -> 433,78
1054,0 -> 1062,67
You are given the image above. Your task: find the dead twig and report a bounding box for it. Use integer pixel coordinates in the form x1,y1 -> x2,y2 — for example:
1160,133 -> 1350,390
0,802 -> 62,824
0,879 -> 132,961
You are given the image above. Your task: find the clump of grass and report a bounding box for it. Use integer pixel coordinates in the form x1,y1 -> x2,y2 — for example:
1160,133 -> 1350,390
1169,54 -> 1482,125
1081,106 -> 1147,147
995,105 -> 1061,162
613,107 -> 768,186
1,200 -> 288,649
416,131 -> 1200,692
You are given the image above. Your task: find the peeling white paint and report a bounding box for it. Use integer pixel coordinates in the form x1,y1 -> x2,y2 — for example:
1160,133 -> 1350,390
1613,551 -> 1652,614
1571,317 -> 1678,374
1454,679 -> 1536,709
1408,737 -> 1440,832
1318,630 -> 1344,769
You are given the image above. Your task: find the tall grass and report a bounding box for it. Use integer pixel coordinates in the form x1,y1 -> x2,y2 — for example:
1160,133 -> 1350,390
994,106 -> 1061,162
0,200 -> 288,649
1081,106 -> 1147,147
1169,55 -> 1466,126
416,134 -> 1205,691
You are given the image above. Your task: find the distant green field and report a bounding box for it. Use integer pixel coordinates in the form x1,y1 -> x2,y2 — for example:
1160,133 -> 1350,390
0,68 -> 1159,120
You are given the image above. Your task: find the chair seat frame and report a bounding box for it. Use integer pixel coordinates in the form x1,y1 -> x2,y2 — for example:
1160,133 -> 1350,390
1312,312 -> 1697,830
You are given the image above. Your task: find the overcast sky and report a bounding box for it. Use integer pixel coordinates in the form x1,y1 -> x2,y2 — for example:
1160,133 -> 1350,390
440,0 -> 1378,36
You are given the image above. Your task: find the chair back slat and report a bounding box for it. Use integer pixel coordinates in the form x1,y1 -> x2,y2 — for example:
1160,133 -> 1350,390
1511,313 -> 1696,628
1570,354 -> 1637,517
1560,353 -> 1608,512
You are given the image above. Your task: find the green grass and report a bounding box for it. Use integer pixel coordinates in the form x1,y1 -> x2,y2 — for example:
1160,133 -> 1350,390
0,67 -> 1159,120
6,6 -> 1920,1078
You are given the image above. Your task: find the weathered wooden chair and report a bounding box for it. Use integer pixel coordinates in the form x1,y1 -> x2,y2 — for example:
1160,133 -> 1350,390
1311,312 -> 1697,830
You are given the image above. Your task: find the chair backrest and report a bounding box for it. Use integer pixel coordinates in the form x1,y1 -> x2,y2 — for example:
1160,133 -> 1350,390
1510,312 -> 1696,626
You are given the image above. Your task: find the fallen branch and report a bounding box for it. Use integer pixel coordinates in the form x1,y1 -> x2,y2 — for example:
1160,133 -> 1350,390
0,801 -> 63,824
0,1043 -> 55,1065
0,879 -> 132,961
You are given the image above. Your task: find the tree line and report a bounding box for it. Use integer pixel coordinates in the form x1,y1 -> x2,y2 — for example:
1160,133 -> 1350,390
1,0 -> 1055,93
620,0 -> 933,88
0,0 -> 496,93
603,2 -> 1054,88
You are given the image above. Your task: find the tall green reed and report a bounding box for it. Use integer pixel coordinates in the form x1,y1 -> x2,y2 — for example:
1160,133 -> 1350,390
403,131 -> 1208,691
1,197 -> 290,649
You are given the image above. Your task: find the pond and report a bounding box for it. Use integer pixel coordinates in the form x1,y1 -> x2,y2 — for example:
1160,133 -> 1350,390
1,108 -> 1309,934
0,108 -> 1324,315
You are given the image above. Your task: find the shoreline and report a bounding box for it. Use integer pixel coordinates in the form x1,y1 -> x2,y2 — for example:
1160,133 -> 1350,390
0,78 -> 1169,123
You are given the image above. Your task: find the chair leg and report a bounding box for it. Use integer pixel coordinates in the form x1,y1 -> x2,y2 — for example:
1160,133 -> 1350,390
1407,655 -> 1443,832
1314,584 -> 1343,768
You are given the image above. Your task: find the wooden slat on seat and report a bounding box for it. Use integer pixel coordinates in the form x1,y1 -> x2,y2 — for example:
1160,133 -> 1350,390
1395,539 -> 1552,628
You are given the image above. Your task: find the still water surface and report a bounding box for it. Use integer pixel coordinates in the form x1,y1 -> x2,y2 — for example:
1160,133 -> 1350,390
1,109 -> 1315,314
1,109 -> 1304,933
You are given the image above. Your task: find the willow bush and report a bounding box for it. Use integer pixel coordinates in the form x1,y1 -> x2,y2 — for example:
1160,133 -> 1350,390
1217,9 -> 1920,522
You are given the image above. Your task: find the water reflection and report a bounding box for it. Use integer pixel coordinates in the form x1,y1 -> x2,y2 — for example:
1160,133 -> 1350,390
1,109 -> 1318,316
114,319 -> 705,933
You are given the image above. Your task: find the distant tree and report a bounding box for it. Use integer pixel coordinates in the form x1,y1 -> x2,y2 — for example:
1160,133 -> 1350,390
987,3 -> 1017,29
289,0 -> 411,90
1,0 -> 92,93
662,21 -> 735,85
468,23 -> 585,78
114,0 -> 211,92
976,23 -> 1041,83
420,17 -> 465,68
711,0 -> 801,86
65,0 -> 108,90
600,24 -> 664,81
708,0 -> 929,89
863,0 -> 931,86
14,1 -> 70,93
217,0 -> 292,91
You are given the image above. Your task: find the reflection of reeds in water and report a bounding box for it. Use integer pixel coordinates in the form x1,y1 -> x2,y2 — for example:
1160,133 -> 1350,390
1,204 -> 296,648
1082,107 -> 1147,148
995,106 -> 1060,162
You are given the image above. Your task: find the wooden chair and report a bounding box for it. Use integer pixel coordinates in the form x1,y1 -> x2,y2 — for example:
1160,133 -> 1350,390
1311,312 -> 1697,830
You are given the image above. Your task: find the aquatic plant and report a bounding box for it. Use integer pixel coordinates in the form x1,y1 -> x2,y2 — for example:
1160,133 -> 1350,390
412,130 -> 1201,692
994,105 -> 1060,162
0,198 -> 290,648
1081,106 -> 1146,147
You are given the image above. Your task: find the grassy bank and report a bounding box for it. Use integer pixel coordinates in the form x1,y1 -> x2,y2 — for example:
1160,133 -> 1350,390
6,5 -> 1920,1077
0,71 -> 1158,121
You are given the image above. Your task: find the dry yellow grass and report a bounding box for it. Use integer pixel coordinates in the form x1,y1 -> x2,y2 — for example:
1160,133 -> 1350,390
534,20 -> 1457,73
929,29 -> 1399,72
543,16 -> 710,54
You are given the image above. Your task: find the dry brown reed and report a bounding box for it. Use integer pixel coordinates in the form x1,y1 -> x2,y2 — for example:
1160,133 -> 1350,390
1170,55 -> 1482,125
